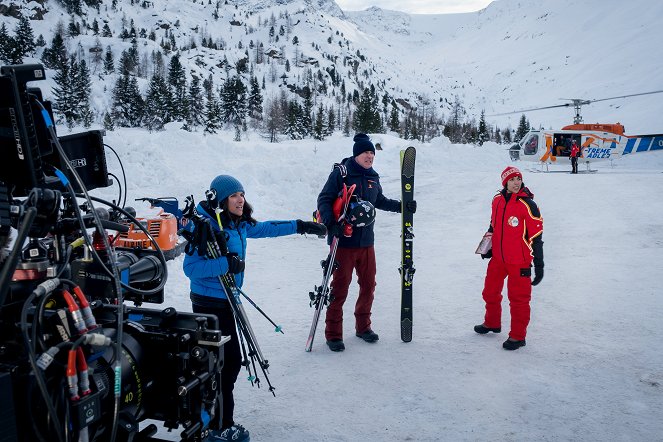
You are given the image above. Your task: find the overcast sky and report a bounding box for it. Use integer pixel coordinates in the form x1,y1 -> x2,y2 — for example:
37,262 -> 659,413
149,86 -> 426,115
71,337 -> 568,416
335,0 -> 494,14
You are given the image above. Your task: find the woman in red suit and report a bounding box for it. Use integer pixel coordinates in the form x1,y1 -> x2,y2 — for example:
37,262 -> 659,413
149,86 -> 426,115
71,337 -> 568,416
475,166 -> 544,350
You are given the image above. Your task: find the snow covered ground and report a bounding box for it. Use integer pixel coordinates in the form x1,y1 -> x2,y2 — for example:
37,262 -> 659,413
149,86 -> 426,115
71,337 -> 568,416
91,127 -> 663,441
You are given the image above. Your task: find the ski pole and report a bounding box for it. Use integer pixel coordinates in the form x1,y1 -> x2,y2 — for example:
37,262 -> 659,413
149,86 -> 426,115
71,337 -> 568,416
236,287 -> 284,334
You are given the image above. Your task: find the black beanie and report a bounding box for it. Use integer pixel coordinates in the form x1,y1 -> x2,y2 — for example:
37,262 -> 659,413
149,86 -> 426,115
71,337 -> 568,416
353,133 -> 375,157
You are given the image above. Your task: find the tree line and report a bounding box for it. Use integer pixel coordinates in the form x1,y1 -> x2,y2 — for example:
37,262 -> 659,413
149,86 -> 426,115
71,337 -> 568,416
1,11 -> 529,145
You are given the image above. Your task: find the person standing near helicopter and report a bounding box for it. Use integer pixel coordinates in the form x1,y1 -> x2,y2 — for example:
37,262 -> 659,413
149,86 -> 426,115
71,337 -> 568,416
570,140 -> 580,174
475,166 -> 544,350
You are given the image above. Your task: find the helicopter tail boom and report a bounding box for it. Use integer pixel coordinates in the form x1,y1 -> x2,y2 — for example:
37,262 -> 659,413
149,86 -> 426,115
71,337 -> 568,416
621,134 -> 663,155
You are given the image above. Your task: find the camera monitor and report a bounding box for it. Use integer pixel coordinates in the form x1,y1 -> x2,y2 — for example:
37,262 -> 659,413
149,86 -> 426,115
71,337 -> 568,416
0,65 -> 53,197
42,130 -> 112,193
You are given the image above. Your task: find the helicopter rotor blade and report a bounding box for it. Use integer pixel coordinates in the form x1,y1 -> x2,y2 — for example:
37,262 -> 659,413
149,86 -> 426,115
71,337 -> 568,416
490,89 -> 663,117
584,89 -> 663,104
488,103 -> 572,117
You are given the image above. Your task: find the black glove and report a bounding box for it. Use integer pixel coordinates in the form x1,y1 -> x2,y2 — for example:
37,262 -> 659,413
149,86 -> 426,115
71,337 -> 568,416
531,266 -> 544,286
214,230 -> 229,255
328,223 -> 343,238
296,219 -> 327,236
226,253 -> 245,274
481,249 -> 492,260
405,200 -> 417,213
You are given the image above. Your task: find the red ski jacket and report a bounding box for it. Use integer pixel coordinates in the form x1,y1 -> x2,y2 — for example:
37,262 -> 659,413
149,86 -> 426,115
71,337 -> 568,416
489,187 -> 543,266
570,145 -> 580,158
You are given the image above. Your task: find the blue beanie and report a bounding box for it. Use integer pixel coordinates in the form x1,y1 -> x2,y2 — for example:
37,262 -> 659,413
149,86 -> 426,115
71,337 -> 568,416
353,133 -> 375,157
210,175 -> 244,203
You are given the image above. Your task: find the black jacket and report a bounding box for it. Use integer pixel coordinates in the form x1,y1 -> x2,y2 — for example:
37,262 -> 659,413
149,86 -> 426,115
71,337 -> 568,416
317,156 -> 400,247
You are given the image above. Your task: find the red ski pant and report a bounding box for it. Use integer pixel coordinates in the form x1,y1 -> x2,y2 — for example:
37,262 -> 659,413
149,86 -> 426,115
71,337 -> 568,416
325,246 -> 377,341
481,258 -> 532,341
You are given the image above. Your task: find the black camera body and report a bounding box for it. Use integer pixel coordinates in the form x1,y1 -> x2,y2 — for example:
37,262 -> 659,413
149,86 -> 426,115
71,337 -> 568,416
0,64 -> 226,441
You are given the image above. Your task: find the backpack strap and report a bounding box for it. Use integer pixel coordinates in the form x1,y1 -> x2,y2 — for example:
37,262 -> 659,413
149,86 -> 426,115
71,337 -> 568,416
333,162 -> 347,178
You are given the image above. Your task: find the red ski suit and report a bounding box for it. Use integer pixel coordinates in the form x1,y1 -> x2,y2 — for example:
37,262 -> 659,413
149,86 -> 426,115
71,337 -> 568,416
481,187 -> 543,340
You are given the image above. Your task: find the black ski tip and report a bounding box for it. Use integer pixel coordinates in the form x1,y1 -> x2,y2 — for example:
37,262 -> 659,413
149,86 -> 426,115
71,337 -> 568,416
401,319 -> 413,342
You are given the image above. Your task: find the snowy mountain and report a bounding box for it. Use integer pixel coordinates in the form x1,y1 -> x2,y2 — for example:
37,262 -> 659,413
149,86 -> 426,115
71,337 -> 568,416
1,0 -> 662,134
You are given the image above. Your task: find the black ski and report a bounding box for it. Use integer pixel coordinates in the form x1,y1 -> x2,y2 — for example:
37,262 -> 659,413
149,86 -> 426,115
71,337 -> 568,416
400,146 -> 416,342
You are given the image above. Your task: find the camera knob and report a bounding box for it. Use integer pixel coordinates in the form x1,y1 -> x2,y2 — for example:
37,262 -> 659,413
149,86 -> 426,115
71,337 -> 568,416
194,316 -> 208,331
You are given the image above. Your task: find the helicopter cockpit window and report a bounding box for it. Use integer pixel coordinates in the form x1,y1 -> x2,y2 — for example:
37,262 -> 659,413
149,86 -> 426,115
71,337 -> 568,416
523,134 -> 538,155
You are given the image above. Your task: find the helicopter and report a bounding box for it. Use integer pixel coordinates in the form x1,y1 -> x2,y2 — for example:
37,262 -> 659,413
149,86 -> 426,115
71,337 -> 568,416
492,90 -> 663,170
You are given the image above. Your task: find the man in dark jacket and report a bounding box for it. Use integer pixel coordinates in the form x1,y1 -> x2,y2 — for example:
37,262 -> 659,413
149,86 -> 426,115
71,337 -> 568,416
317,133 -> 416,352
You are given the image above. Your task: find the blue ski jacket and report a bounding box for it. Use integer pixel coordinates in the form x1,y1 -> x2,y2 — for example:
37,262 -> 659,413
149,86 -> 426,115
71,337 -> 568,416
183,203 -> 297,299
317,156 -> 400,248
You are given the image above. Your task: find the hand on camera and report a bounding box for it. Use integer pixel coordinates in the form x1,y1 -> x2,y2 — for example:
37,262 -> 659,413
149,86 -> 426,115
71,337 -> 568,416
481,249 -> 492,260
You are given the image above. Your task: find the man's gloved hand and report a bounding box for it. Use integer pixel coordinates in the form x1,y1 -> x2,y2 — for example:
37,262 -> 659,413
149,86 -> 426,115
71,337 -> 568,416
481,249 -> 492,260
328,223 -> 343,238
405,200 -> 417,214
296,219 -> 327,236
532,266 -> 544,286
226,253 -> 245,274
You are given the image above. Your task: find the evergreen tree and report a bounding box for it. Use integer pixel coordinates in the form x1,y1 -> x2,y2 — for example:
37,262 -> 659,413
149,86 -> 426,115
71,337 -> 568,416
220,76 -> 247,127
118,49 -> 136,75
112,74 -> 144,127
248,75 -> 263,120
446,95 -> 465,143
0,24 -> 12,63
186,74 -> 205,129
102,23 -> 112,37
68,17 -> 81,38
515,114 -> 530,142
59,0 -> 83,15
494,126 -> 502,144
13,16 -> 36,62
502,127 -> 512,144
92,19 -> 99,35
285,100 -> 305,140
477,110 -> 488,146
167,53 -> 187,120
313,104 -> 325,140
326,106 -> 336,136
388,100 -> 400,132
203,76 -> 221,134
103,46 -> 115,74
343,114 -> 351,136
103,112 -> 115,131
353,87 -> 381,134
403,115 -> 412,140
52,56 -> 79,128
77,59 -> 94,127
301,85 -> 313,136
42,32 -> 67,69
144,74 -> 174,131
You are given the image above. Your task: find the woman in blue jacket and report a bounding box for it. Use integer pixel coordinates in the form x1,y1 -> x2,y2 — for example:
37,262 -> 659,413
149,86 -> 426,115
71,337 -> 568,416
184,174 -> 324,442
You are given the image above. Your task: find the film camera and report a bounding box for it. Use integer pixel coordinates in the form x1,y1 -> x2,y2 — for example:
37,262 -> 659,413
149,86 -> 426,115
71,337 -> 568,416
0,64 -> 227,442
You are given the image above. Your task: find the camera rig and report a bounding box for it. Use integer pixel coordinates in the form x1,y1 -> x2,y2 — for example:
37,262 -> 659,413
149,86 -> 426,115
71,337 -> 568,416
0,64 -> 227,442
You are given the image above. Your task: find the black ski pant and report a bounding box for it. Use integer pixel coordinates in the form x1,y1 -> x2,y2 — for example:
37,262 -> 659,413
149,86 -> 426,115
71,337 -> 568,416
192,297 -> 241,430
571,156 -> 578,173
